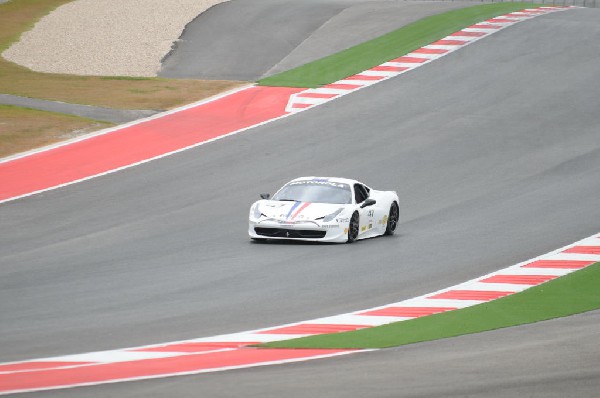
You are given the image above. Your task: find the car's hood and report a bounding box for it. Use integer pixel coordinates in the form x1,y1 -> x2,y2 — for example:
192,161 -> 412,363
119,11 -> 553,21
258,201 -> 345,221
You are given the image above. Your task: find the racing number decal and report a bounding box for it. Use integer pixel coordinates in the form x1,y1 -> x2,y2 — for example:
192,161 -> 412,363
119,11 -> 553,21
362,209 -> 374,232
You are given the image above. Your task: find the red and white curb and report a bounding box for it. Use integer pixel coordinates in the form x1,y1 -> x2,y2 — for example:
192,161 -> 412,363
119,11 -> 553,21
285,6 -> 575,112
0,232 -> 598,394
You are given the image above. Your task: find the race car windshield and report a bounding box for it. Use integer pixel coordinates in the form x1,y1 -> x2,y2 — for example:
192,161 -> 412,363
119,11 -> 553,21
273,181 -> 352,204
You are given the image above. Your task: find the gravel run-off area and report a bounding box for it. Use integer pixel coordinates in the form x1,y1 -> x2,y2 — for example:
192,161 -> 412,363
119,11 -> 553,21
2,0 -> 230,77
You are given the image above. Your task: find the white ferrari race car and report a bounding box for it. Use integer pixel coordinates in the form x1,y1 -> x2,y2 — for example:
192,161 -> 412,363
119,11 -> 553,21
248,177 -> 399,243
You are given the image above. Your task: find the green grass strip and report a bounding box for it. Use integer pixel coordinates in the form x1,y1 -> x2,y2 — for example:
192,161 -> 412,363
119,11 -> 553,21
261,263 -> 600,349
258,2 -> 542,88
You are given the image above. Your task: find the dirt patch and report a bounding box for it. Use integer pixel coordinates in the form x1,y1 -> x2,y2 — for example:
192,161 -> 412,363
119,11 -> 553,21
0,0 -> 246,110
3,0 -> 231,77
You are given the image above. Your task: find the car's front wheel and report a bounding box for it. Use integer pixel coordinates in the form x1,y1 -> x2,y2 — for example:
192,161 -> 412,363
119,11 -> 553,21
347,212 -> 359,243
385,202 -> 399,235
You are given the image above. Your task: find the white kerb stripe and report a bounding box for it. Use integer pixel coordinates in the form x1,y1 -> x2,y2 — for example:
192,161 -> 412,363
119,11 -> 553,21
454,281 -> 530,292
41,350 -> 184,363
382,62 -> 421,68
360,70 -> 399,78
423,45 -> 462,51
391,297 -> 485,308
405,52 -> 442,60
335,79 -> 380,86
547,253 -> 600,262
308,314 -> 411,326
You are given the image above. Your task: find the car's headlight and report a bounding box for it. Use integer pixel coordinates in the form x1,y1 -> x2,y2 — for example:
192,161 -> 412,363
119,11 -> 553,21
322,208 -> 344,222
252,204 -> 265,219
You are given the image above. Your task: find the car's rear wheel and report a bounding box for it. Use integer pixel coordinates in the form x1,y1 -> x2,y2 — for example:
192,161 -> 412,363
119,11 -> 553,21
385,202 -> 399,235
347,212 -> 359,243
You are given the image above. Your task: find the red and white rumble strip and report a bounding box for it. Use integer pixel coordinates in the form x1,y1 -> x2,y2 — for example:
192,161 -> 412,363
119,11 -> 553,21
285,6 -> 575,112
1,232 -> 598,395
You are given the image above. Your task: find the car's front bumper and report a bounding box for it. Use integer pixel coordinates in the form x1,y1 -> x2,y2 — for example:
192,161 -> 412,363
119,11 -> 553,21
248,219 -> 348,243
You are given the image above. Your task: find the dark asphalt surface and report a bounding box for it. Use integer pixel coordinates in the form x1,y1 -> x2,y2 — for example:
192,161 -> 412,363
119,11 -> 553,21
159,0 -> 474,80
1,6 -> 600,398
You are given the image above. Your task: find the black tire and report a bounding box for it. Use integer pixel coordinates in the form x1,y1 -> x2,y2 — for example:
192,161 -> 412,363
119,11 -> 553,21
251,237 -> 267,243
385,202 -> 399,235
347,212 -> 359,243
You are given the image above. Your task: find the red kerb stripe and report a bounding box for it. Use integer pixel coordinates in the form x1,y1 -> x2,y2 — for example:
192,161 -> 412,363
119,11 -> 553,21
257,324 -> 367,335
291,103 -> 313,109
296,92 -> 338,99
432,40 -> 467,46
389,56 -> 428,63
359,307 -> 456,317
131,342 -> 257,353
429,290 -> 513,301
0,86 -> 305,202
480,275 -> 557,285
450,31 -> 487,37
522,260 -> 593,269
412,48 -> 448,54
0,348 -> 350,393
345,74 -> 386,81
562,246 -> 600,255
323,83 -> 362,90
371,65 -> 409,72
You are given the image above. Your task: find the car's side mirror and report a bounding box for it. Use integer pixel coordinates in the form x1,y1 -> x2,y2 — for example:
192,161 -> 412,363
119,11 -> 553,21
260,193 -> 270,200
360,198 -> 376,208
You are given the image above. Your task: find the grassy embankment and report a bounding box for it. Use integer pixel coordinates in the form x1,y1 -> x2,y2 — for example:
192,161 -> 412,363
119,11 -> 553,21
262,263 -> 600,349
0,105 -> 112,158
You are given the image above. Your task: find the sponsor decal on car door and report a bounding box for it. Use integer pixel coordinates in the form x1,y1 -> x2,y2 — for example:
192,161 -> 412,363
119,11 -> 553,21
359,206 -> 374,234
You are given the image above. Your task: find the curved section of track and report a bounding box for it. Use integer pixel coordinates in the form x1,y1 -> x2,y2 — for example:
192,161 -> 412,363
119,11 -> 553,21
1,6 -> 599,397
159,0 -> 474,80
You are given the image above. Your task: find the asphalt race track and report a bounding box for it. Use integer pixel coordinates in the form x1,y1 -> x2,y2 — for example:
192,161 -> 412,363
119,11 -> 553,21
159,0 -> 473,80
1,6 -> 600,398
